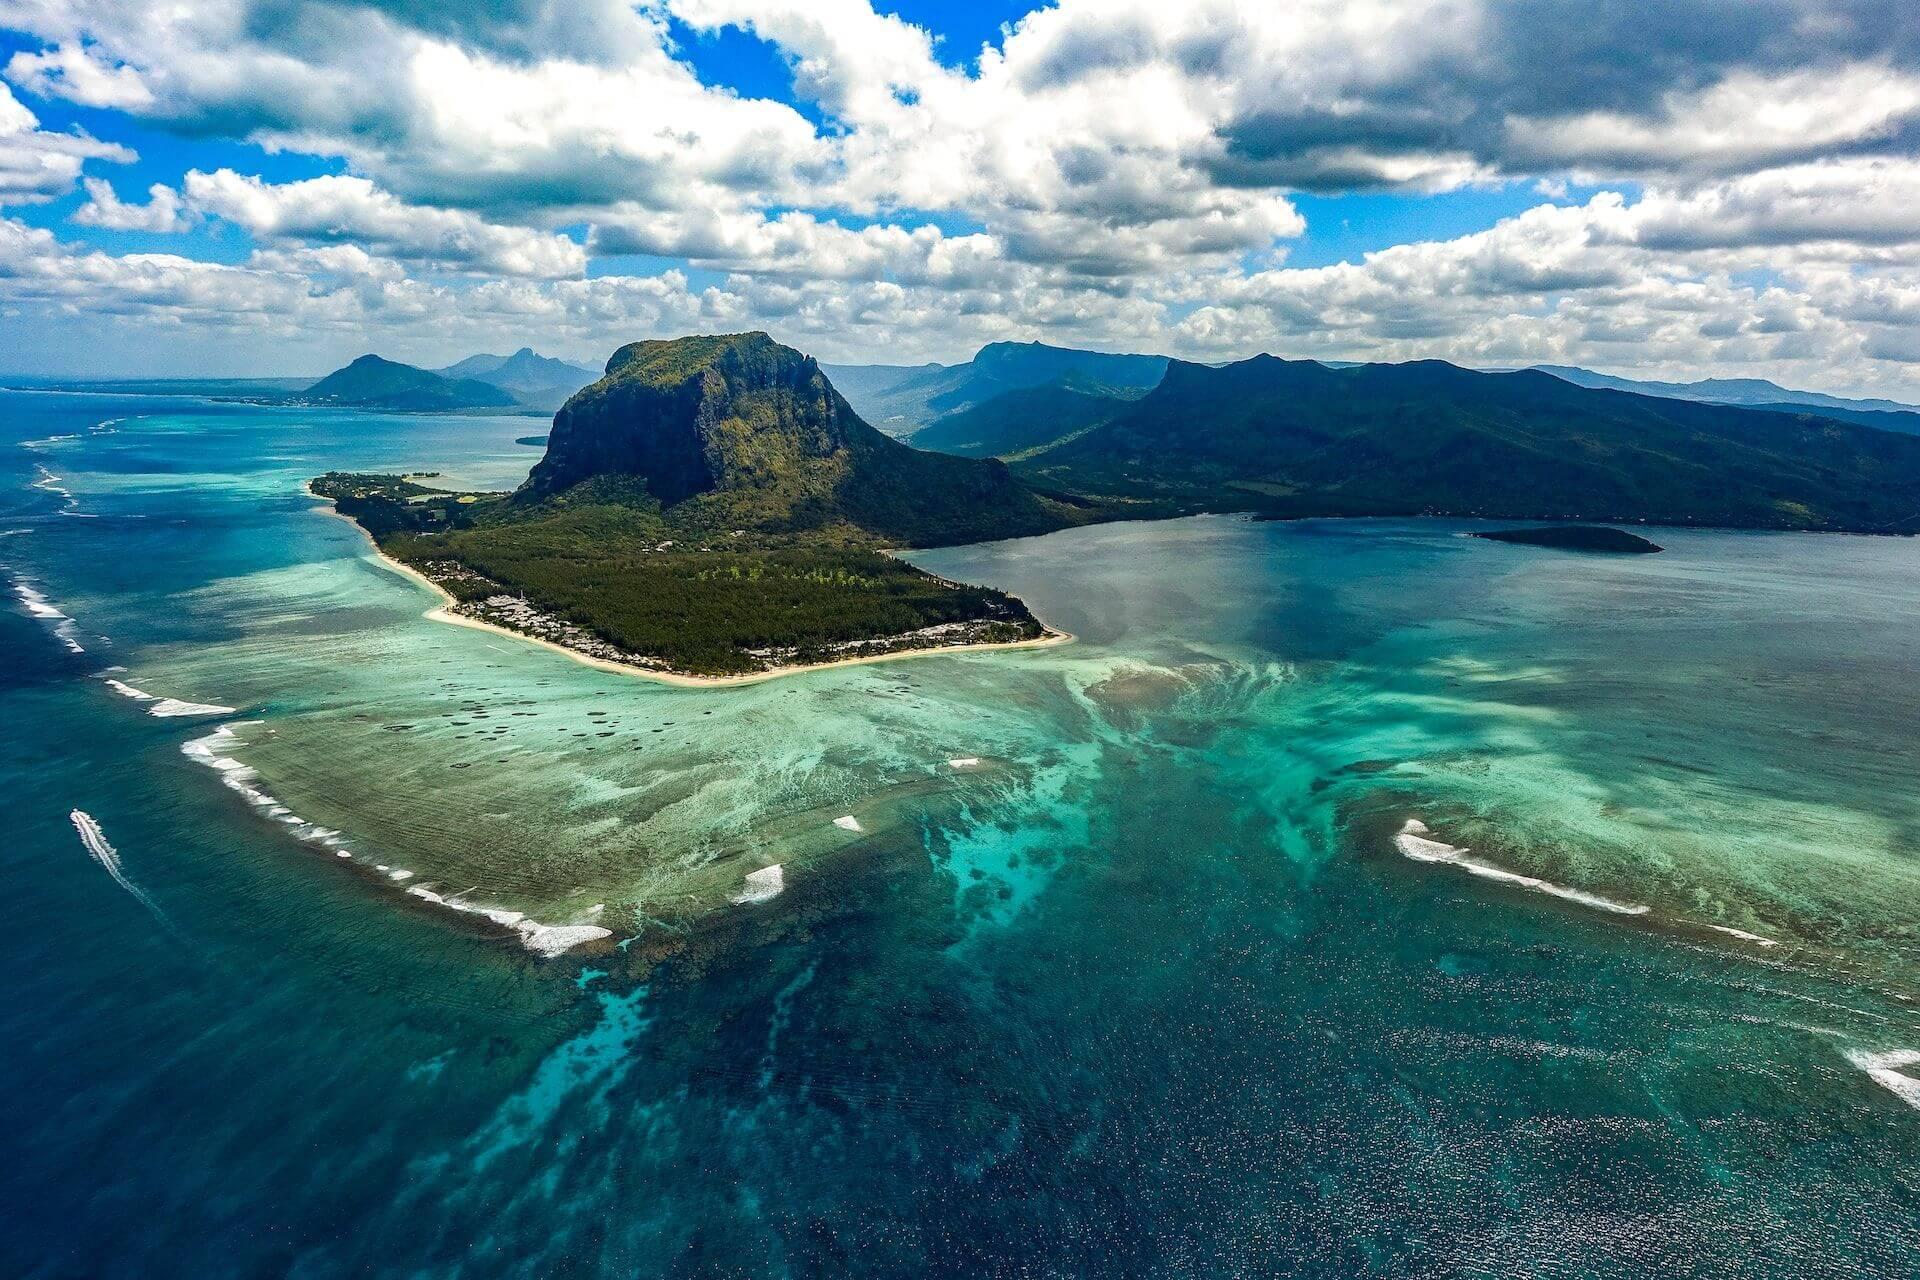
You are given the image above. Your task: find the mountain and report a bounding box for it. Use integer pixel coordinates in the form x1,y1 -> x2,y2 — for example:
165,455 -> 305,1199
910,378 -> 1138,458
523,332 -> 1084,545
436,347 -> 598,412
315,334 -> 1094,675
1743,402 -> 1920,437
305,355 -> 518,411
1535,365 -> 1920,417
440,347 -> 596,391
826,341 -> 1169,434
1018,355 -> 1920,532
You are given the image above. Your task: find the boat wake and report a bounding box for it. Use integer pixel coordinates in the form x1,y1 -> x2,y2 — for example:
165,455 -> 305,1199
1395,818 -> 1650,916
68,809 -> 172,928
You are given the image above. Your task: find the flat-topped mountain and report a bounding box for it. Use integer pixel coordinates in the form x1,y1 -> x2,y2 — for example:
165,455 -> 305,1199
305,355 -> 517,411
523,332 -> 1086,546
1018,355 -> 1920,532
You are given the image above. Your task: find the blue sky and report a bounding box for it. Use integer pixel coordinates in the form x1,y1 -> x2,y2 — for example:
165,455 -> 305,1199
0,2 -> 1915,398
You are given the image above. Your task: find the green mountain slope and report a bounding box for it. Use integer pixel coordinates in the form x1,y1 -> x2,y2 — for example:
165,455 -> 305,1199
1021,356 -> 1920,532
827,340 -> 1168,434
911,379 -> 1134,458
305,355 -> 518,411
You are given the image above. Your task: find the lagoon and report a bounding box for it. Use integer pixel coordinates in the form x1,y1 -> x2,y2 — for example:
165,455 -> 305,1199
3,389 -> 1917,1276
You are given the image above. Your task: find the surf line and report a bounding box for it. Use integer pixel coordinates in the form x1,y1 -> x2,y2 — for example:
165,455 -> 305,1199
1394,818 -> 1651,916
11,579 -> 86,654
180,722 -> 612,958
102,675 -> 235,718
69,809 -> 173,929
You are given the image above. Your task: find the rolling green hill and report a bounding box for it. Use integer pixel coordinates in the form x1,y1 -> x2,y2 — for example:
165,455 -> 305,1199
305,355 -> 519,411
910,378 -> 1136,458
826,340 -> 1168,434
1019,355 -> 1920,532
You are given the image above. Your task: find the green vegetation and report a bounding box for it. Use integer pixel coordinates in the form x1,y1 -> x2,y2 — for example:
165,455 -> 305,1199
305,354 -> 519,411
314,472 -> 1044,675
910,378 -> 1135,458
826,340 -> 1169,434
311,332 -> 1088,676
1472,526 -> 1665,553
323,335 -> 1920,675
1019,356 -> 1920,532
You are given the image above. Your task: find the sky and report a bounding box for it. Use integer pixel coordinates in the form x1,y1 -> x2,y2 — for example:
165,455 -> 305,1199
0,2 -> 1918,397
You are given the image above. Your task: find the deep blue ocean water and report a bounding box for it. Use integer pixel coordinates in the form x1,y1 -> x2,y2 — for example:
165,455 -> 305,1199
3,389 -> 1917,1277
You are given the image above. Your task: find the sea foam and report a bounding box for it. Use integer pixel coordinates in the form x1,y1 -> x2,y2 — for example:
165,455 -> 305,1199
731,864 -> 785,905
13,581 -> 85,653
1395,818 -> 1650,917
182,722 -> 609,957
104,677 -> 236,718
1844,1048 -> 1920,1111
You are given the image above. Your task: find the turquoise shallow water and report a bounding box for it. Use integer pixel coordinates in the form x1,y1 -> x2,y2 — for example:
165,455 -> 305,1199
3,390 -> 1919,1276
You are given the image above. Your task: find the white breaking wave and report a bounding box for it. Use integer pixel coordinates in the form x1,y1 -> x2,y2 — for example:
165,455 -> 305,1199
1395,818 -> 1650,917
13,580 -> 85,653
732,864 -> 785,906
104,677 -> 236,718
1706,924 -> 1780,948
947,757 -> 981,769
1844,1048 -> 1920,1111
833,815 -> 863,832
182,722 -> 608,957
402,885 -> 613,957
69,809 -> 170,926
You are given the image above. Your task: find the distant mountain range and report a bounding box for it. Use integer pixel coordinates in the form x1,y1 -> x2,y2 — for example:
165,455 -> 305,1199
1533,365 -> 1920,425
825,341 -> 1169,434
1012,355 -> 1920,533
437,348 -> 599,411
304,347 -> 597,413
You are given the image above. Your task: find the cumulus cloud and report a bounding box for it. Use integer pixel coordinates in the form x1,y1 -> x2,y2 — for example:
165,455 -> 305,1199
74,177 -> 187,231
1,0 -> 1920,392
0,79 -> 130,205
179,170 -> 586,278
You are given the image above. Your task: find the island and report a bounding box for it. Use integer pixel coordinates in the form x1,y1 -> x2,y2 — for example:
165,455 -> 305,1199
312,333 -> 1095,680
1472,526 -> 1665,553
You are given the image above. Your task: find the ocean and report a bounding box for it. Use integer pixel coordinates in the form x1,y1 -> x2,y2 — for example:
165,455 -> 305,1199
3,388 -> 1916,1277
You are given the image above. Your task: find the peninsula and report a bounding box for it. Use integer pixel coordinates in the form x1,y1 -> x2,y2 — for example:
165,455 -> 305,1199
314,333 -> 1096,679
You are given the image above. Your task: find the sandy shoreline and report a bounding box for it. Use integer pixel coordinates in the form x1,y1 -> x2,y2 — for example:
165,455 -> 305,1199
305,485 -> 1074,687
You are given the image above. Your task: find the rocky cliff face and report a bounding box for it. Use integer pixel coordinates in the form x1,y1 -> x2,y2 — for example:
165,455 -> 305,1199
521,332 -> 1087,546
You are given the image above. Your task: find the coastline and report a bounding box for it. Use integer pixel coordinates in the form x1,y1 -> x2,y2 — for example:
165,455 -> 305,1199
305,484 -> 1074,687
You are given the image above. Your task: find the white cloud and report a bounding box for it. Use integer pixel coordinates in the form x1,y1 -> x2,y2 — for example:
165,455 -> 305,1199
4,41 -> 151,108
0,0 -> 1918,394
181,170 -> 586,279
0,79 -> 129,205
74,177 -> 186,231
